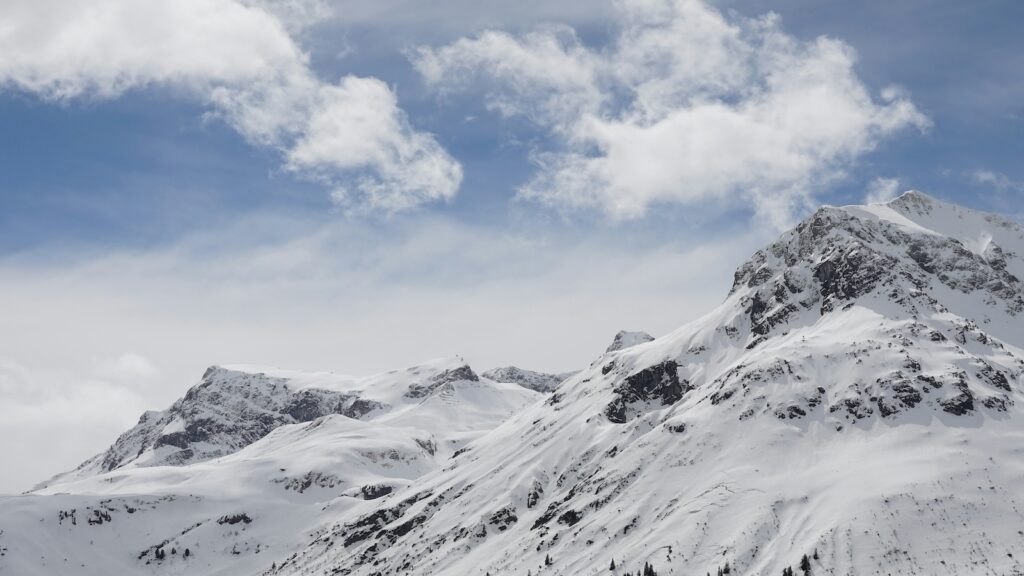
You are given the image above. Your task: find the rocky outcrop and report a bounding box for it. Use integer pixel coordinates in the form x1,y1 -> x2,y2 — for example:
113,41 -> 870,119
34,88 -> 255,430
606,330 -> 655,352
404,364 -> 479,399
481,366 -> 572,393
604,361 -> 689,423
54,368 -> 364,482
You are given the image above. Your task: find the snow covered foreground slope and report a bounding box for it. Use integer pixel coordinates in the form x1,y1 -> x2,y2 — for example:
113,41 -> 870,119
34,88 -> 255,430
0,359 -> 549,575
271,192 -> 1024,576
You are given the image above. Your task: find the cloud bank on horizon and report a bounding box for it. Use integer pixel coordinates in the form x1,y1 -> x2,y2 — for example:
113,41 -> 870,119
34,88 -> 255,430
1,0 -> 928,224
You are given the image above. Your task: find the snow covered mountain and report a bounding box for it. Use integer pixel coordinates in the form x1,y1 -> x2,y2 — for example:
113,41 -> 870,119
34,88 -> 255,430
268,192 -> 1024,576
39,358 -> 536,488
0,358 -> 542,575
3,191 -> 1024,576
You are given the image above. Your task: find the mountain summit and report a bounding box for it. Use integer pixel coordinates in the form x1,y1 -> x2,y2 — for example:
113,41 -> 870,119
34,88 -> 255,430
3,192 -> 1023,576
606,330 -> 656,352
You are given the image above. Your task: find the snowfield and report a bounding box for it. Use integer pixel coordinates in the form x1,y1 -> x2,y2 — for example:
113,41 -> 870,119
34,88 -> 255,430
3,191 -> 1024,576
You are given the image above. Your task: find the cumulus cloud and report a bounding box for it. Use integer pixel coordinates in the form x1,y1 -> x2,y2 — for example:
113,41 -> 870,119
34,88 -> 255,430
864,177 -> 902,204
0,0 -> 460,212
285,78 -> 463,212
413,0 -> 929,227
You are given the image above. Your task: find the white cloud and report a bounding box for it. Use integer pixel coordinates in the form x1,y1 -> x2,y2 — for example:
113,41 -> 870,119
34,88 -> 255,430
285,77 -> 462,212
308,0 -> 616,33
97,352 -> 160,382
864,176 -> 902,204
414,26 -> 605,127
0,0 -> 460,213
0,0 -> 301,99
968,169 -> 1024,192
241,0 -> 333,31
413,0 -> 929,227
0,358 -> 153,493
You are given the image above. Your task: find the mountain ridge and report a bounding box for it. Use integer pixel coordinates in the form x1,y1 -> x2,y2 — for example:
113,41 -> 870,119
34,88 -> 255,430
36,357 -> 545,491
3,191 -> 1024,576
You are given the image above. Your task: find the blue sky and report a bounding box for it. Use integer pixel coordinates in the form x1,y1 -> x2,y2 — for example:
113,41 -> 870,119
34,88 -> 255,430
0,0 -> 1022,492
2,0 -> 1022,254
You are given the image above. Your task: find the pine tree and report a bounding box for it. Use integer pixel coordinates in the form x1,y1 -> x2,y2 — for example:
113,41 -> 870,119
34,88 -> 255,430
723,562 -> 731,574
610,559 -> 617,571
545,554 -> 553,566
184,548 -> 191,558
800,554 -> 811,574
813,549 -> 819,561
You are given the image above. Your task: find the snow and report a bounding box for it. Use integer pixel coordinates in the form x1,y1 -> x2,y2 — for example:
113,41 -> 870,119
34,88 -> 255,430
3,191 -> 1024,576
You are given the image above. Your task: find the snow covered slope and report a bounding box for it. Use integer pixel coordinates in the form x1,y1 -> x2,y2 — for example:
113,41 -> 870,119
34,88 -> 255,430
271,192 -> 1024,576
0,358 -> 541,575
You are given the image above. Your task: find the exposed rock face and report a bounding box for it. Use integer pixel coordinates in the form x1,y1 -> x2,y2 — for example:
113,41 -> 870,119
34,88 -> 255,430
604,361 -> 689,423
734,192 -> 1024,329
481,366 -> 573,393
606,330 -> 655,352
404,365 -> 479,399
73,367 -> 364,478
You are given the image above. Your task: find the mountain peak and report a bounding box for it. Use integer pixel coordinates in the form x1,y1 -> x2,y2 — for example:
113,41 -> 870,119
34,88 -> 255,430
606,330 -> 655,352
883,188 -> 933,205
481,366 -> 573,393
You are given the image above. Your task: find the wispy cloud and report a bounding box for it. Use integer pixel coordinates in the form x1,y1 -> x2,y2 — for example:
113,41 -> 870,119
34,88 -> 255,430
864,176 -> 902,204
0,356 -> 156,493
967,169 -> 1024,193
413,0 -> 929,228
0,0 -> 461,213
